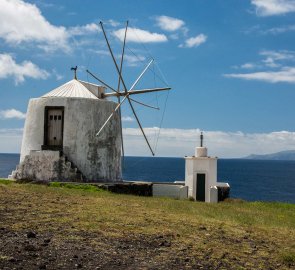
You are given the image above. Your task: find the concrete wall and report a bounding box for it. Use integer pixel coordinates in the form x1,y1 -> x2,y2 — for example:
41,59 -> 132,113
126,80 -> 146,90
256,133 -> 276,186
20,97 -> 122,181
152,184 -> 188,199
210,186 -> 218,203
185,157 -> 217,202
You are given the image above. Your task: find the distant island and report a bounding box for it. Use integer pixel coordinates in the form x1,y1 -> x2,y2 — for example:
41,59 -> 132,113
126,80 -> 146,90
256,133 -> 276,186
244,150 -> 295,160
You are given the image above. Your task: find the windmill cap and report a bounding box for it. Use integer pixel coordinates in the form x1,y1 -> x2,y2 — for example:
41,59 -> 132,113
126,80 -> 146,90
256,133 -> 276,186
42,79 -> 104,99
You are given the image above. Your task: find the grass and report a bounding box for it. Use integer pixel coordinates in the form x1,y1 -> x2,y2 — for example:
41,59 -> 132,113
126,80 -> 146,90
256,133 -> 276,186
0,179 -> 14,184
0,180 -> 294,269
280,252 -> 295,265
49,182 -> 104,192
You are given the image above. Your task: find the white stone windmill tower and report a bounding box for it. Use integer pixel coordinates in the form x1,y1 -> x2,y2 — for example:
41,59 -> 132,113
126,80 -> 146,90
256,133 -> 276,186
10,21 -> 171,182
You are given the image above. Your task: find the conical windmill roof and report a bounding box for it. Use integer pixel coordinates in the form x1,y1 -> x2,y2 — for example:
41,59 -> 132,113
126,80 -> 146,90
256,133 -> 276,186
42,79 -> 98,99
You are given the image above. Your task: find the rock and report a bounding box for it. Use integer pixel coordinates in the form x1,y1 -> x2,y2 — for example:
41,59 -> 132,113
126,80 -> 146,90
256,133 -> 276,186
26,231 -> 36,238
159,240 -> 171,247
24,244 -> 38,252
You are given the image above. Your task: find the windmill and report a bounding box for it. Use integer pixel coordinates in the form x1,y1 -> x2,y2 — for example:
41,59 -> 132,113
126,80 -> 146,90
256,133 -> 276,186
86,21 -> 171,158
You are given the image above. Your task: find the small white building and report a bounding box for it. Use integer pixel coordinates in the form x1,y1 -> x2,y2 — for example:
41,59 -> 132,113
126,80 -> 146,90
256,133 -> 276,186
185,133 -> 230,203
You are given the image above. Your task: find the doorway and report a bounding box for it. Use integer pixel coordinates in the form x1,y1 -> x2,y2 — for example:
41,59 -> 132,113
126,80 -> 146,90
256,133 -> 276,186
196,173 -> 206,201
44,107 -> 64,149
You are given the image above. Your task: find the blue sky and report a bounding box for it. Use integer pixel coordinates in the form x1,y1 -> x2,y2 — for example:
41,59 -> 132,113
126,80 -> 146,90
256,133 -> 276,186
1,0 -> 295,157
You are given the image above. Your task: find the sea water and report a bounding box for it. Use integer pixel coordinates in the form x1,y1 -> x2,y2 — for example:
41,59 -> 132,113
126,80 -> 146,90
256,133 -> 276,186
1,154 -> 294,203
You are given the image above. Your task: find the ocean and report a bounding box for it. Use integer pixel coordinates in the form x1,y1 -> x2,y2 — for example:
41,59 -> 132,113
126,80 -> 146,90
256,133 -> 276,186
1,154 -> 294,204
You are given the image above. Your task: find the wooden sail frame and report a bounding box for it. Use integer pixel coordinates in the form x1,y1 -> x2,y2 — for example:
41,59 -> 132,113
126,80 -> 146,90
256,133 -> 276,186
87,21 -> 171,156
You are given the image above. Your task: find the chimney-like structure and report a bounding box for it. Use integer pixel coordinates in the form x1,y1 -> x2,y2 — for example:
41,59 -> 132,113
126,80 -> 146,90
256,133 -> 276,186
195,131 -> 208,158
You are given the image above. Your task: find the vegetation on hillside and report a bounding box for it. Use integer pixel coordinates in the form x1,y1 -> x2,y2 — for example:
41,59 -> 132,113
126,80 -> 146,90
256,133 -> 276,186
0,179 -> 294,269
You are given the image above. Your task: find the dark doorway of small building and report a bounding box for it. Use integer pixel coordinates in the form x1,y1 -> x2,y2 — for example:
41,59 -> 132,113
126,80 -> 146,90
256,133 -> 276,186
196,173 -> 206,201
43,107 -> 64,150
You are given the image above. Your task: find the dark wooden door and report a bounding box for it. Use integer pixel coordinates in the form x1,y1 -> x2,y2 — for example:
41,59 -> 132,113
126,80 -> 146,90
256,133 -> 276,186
47,109 -> 63,146
196,173 -> 206,201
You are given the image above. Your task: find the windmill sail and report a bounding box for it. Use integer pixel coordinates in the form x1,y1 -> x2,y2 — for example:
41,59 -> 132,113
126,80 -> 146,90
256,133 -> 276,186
87,21 -> 171,156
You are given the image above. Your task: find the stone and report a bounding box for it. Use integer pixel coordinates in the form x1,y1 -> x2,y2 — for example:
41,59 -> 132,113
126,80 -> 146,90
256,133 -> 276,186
24,244 -> 38,252
26,231 -> 36,238
39,264 -> 47,269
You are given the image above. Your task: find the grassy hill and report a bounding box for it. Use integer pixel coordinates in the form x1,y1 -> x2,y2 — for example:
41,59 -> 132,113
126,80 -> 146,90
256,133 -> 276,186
0,179 -> 294,269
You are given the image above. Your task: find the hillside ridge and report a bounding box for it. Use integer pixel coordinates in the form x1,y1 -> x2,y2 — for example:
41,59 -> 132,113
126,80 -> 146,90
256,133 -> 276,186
244,150 -> 295,160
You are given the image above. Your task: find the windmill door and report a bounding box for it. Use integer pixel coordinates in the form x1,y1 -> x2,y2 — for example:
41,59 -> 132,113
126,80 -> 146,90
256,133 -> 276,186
196,173 -> 206,201
45,108 -> 64,147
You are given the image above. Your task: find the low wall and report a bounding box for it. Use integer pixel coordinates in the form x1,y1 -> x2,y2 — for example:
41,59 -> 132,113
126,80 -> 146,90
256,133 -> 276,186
101,182 -> 153,196
152,184 -> 188,199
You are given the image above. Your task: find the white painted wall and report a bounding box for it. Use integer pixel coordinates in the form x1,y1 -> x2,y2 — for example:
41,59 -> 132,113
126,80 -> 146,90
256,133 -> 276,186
210,186 -> 218,203
153,184 -> 188,199
185,151 -> 218,202
20,97 -> 122,181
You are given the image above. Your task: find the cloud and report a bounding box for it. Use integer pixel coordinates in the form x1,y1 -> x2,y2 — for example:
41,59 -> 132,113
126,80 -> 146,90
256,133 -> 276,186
233,62 -> 263,70
263,24 -> 295,34
241,63 -> 257,69
1,127 -> 295,157
0,0 -> 101,52
225,50 -> 295,83
52,69 -> 63,80
260,50 -> 295,61
262,58 -> 280,68
122,116 -> 135,122
224,66 -> 295,83
251,0 -> 295,16
246,24 -> 295,35
113,27 -> 168,43
0,53 -> 49,84
155,15 -> 185,32
235,50 -> 295,69
91,50 -> 145,66
123,54 -> 146,67
91,49 -> 110,56
0,109 -> 26,119
0,0 -> 69,51
123,128 -> 295,158
68,23 -> 100,36
105,19 -> 120,27
179,34 -> 207,48
259,50 -> 295,67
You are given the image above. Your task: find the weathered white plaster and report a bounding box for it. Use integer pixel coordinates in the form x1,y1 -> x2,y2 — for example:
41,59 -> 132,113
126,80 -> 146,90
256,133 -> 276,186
11,150 -> 82,182
185,155 -> 217,202
20,96 -> 122,181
